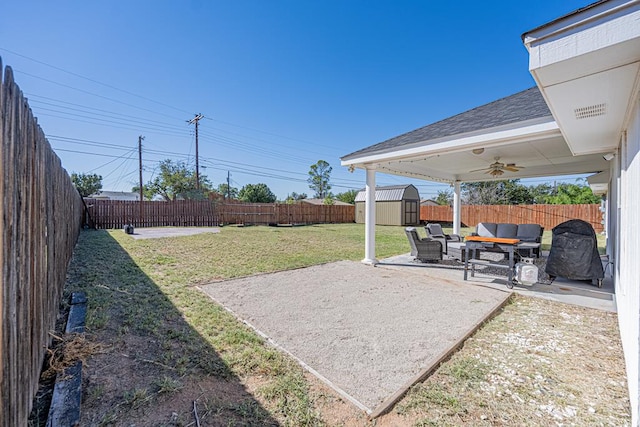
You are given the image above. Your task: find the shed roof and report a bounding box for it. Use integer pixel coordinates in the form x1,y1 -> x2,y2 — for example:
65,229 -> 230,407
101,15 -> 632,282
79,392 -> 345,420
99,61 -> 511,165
354,184 -> 419,202
342,87 -> 551,161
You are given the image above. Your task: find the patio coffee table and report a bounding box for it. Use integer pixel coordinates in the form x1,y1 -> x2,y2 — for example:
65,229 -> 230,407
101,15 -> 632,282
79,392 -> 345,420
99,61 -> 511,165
463,236 -> 540,289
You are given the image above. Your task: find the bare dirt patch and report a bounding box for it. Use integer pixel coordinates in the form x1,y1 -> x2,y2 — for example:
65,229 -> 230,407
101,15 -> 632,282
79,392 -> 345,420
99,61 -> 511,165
35,227 -> 629,426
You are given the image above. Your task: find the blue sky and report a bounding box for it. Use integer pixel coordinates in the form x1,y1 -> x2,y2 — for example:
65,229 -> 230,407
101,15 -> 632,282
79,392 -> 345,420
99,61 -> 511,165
0,1 -> 592,200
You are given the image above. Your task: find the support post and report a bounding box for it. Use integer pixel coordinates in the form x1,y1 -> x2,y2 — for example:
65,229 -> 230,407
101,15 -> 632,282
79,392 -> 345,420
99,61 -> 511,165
363,166 -> 378,265
453,181 -> 461,235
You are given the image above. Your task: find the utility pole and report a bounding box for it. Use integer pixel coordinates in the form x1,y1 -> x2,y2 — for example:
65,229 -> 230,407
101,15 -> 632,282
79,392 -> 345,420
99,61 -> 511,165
138,135 -> 145,224
187,114 -> 204,190
227,171 -> 231,200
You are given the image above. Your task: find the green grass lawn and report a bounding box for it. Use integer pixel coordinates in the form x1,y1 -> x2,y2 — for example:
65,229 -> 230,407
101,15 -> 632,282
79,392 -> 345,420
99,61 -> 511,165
60,223 -> 612,426
64,224 -> 411,426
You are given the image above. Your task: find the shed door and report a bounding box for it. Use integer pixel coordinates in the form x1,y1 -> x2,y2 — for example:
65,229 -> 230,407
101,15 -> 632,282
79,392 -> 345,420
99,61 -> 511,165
405,201 -> 418,225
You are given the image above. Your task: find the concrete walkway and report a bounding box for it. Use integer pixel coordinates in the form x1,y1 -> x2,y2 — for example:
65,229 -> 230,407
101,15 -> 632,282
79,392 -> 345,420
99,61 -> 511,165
200,260 -> 511,416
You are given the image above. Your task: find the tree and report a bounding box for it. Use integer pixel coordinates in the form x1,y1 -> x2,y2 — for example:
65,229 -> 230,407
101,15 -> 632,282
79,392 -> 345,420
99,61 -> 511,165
335,189 -> 358,204
461,178 -> 599,205
434,189 -> 453,206
238,183 -> 276,203
544,181 -> 601,204
71,172 -> 102,197
529,183 -> 554,204
462,179 -> 532,205
147,160 -> 211,201
308,160 -> 332,199
501,180 -> 534,205
285,192 -> 308,204
217,183 -> 239,200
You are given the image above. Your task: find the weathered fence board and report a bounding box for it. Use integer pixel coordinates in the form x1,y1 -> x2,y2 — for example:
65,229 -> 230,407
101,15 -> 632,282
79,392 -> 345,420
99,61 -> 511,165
0,62 -> 83,426
85,199 -> 356,228
420,204 -> 603,232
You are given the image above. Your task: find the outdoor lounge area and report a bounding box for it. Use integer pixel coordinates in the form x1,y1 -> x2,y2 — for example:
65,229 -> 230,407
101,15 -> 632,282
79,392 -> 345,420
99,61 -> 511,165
342,2 -> 640,421
386,245 -> 615,312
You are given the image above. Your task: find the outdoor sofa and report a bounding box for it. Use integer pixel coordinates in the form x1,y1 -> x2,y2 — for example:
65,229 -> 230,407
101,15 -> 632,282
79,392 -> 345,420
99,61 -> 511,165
472,222 -> 544,257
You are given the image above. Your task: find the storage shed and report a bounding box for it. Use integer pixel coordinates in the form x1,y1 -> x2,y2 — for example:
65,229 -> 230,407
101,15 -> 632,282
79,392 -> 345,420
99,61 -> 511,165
355,184 -> 420,226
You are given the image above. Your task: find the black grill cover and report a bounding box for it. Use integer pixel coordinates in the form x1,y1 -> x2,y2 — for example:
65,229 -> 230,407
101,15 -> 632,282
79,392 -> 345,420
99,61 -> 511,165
545,219 -> 604,281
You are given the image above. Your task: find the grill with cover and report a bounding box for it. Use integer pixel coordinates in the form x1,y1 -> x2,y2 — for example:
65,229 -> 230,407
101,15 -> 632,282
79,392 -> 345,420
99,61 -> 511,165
545,219 -> 604,287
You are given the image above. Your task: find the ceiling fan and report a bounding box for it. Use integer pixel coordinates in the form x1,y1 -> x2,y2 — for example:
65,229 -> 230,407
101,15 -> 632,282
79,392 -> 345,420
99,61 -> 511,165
470,157 -> 525,176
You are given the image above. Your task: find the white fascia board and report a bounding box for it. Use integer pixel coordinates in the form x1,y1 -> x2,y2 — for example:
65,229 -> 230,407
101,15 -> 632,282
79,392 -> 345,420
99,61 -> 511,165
525,1 -> 640,73
341,120 -> 561,167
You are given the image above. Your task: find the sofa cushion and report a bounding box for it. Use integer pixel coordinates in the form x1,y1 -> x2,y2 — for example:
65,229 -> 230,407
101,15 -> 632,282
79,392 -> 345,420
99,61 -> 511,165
516,224 -> 542,242
476,222 -> 497,237
496,223 -> 518,238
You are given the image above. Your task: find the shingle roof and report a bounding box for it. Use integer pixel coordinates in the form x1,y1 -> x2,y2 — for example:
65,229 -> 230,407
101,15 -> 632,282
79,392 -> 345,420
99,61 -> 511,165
342,87 -> 552,160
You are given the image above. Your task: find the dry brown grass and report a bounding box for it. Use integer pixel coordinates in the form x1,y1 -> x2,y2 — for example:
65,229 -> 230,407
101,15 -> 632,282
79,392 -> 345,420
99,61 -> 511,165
44,226 -> 627,426
44,332 -> 104,379
394,295 -> 630,426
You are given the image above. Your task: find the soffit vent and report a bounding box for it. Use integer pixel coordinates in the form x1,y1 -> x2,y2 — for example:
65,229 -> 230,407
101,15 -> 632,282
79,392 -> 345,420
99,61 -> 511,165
574,103 -> 607,119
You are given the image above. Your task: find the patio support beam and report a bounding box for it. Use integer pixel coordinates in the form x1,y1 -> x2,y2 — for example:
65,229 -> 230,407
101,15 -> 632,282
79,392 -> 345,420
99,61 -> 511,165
363,166 -> 378,265
453,181 -> 461,235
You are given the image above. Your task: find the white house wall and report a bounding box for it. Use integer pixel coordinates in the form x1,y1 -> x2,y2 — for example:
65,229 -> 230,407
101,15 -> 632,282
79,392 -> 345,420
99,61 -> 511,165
617,92 -> 640,424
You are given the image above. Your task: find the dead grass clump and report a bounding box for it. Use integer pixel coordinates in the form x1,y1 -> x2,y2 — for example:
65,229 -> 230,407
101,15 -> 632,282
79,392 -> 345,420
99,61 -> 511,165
44,332 -> 104,379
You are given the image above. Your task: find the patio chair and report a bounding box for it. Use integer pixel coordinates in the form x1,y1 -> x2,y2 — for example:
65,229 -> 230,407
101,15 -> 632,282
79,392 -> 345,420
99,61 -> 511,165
405,227 -> 443,262
424,223 -> 461,254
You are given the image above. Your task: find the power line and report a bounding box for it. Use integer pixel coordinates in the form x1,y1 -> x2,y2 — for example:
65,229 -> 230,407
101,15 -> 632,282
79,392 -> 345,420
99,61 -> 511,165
4,49 -> 347,168
0,46 -> 194,116
30,98 -> 321,165
36,112 -> 189,138
15,69 -> 186,121
48,133 -> 388,187
29,99 -> 188,133
33,106 -> 189,137
204,116 -> 343,152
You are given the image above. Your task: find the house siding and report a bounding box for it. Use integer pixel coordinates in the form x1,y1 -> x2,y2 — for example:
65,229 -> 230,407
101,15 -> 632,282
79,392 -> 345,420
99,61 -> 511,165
617,92 -> 640,424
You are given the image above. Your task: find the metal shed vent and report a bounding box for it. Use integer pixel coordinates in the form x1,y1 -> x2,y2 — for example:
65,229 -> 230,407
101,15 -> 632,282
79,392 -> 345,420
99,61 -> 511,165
574,103 -> 607,119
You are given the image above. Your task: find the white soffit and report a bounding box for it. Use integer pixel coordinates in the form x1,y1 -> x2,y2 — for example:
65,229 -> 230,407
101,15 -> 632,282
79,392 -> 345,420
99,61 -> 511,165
525,0 -> 640,156
544,62 -> 640,155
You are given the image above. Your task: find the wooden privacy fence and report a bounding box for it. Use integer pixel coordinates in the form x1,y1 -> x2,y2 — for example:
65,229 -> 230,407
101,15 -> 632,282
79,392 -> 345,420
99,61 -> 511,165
420,203 -> 603,233
1,62 -> 84,425
85,199 -> 356,228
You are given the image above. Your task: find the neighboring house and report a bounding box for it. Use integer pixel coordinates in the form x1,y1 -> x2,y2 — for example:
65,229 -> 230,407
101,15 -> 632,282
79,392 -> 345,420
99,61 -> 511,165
341,0 -> 640,423
88,191 -> 140,201
420,199 -> 439,207
299,198 -> 353,206
354,184 -> 420,226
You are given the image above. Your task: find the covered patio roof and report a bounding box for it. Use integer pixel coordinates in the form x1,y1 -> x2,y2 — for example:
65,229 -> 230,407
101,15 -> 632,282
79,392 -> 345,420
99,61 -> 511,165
341,87 -> 611,183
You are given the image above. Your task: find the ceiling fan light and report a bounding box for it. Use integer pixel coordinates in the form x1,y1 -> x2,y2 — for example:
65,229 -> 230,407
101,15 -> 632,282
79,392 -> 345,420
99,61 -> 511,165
472,148 -> 484,155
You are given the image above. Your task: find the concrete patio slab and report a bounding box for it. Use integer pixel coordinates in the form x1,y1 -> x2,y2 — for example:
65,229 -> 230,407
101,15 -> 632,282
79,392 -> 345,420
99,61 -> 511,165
380,253 -> 616,312
199,260 -> 511,415
127,227 -> 220,240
